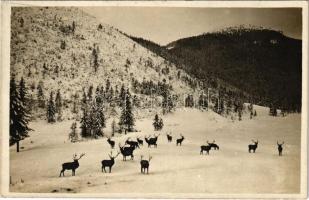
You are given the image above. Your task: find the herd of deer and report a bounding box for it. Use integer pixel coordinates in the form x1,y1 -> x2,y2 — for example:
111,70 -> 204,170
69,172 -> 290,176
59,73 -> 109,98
59,134 -> 285,177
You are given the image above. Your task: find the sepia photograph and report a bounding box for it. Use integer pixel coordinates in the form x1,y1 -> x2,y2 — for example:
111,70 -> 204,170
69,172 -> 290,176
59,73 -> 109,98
1,1 -> 308,198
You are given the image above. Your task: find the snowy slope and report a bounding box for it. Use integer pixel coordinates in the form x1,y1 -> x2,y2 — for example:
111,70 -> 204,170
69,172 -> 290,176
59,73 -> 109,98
11,7 -> 199,118
10,106 -> 300,195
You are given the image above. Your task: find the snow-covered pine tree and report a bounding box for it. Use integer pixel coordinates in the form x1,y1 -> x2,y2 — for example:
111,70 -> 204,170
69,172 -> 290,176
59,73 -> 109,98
238,109 -> 242,121
111,119 -> 116,137
153,114 -> 160,131
46,92 -> 56,123
198,94 -> 208,110
162,92 -> 173,114
80,109 -> 90,138
37,81 -> 45,108
158,118 -> 164,130
55,89 -> 62,121
92,47 -> 99,72
69,122 -> 78,142
72,92 -> 79,114
10,77 -> 32,152
119,84 -> 126,107
119,89 -> 135,133
93,97 -> 106,137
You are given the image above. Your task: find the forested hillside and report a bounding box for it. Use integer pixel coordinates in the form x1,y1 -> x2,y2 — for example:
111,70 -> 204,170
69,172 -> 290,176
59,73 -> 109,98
131,27 -> 302,112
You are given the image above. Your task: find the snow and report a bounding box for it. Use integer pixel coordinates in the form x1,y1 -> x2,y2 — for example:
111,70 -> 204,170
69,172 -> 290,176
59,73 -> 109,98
10,106 -> 301,195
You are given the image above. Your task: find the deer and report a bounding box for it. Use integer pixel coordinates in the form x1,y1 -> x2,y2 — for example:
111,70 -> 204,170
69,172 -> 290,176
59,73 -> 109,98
137,137 -> 143,146
176,134 -> 185,146
101,151 -> 120,173
166,133 -> 172,143
145,134 -> 160,148
119,143 -> 135,161
107,137 -> 115,149
140,155 -> 152,174
248,140 -> 259,153
207,140 -> 219,150
277,141 -> 284,156
125,138 -> 140,149
59,153 -> 85,177
200,145 -> 211,155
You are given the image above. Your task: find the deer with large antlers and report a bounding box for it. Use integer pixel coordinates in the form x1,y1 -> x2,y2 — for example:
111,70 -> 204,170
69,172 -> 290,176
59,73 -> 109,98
277,141 -> 284,156
207,140 -> 219,150
140,155 -> 152,174
119,143 -> 135,161
248,140 -> 259,153
145,134 -> 160,148
107,137 -> 115,149
101,151 -> 120,173
59,153 -> 85,177
176,134 -> 185,146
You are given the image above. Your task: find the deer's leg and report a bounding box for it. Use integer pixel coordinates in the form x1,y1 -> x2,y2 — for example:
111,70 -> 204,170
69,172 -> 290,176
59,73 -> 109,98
109,167 -> 111,173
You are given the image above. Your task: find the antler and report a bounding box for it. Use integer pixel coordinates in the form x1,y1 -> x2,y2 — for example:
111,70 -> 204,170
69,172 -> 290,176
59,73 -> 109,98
149,155 -> 152,162
78,153 -> 85,160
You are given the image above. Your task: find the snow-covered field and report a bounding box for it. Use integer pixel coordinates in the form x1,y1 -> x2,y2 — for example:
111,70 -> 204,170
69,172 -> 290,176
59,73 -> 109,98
10,106 -> 301,195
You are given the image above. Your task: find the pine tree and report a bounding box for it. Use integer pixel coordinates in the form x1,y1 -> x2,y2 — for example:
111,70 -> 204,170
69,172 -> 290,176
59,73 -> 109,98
119,84 -> 126,107
92,48 -> 99,72
55,90 -> 62,120
72,21 -> 76,33
72,92 -> 79,114
162,93 -> 173,114
153,114 -> 160,131
69,122 -> 78,142
238,109 -> 242,121
153,114 -> 164,131
80,109 -> 90,138
10,77 -> 32,152
46,92 -> 56,123
111,119 -> 116,137
37,81 -> 45,108
158,118 -> 164,130
198,94 -> 208,109
119,90 -> 135,133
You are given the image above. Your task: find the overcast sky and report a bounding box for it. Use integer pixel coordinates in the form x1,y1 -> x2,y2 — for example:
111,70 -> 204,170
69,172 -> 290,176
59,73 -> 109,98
82,7 -> 302,46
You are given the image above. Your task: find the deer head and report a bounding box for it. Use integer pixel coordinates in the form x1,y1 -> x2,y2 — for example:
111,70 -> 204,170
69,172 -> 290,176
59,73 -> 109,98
277,141 -> 284,146
252,140 -> 258,145
73,153 -> 85,161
